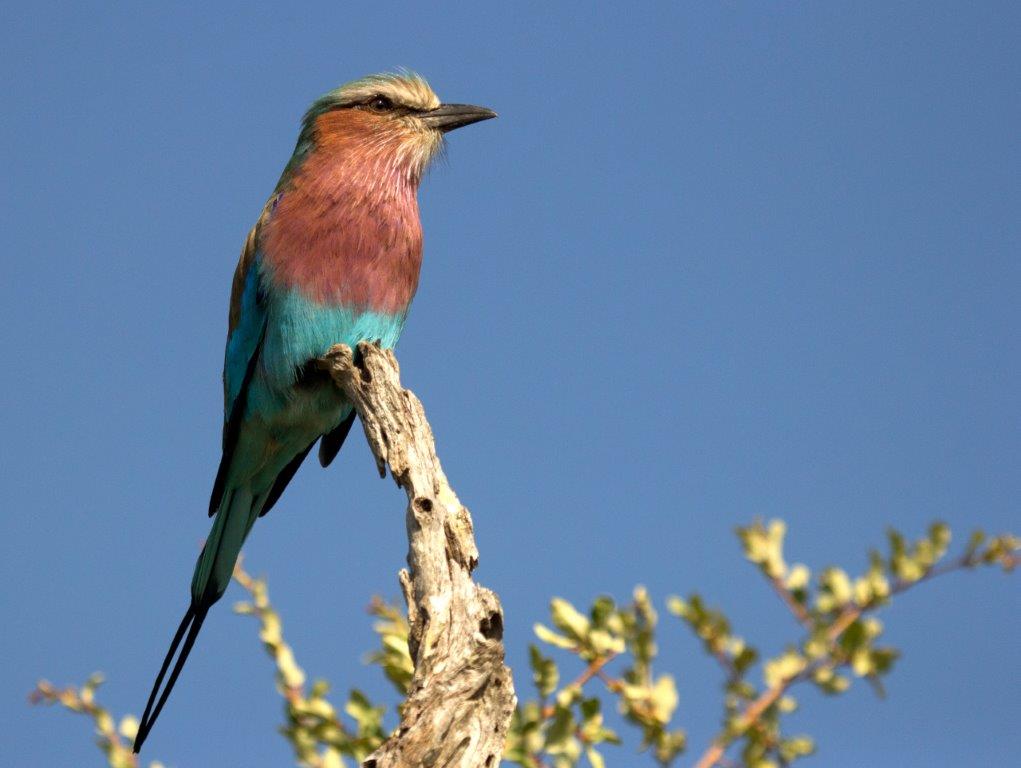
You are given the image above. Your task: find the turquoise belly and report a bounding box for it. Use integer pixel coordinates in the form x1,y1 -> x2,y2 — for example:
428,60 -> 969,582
227,289 -> 407,491
251,288 -> 407,419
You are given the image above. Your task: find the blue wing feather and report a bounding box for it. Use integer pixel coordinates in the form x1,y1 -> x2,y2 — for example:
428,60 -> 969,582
223,258 -> 266,424
209,221 -> 269,516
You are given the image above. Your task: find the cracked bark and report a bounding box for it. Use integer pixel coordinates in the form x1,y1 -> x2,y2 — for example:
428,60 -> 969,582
318,342 -> 516,768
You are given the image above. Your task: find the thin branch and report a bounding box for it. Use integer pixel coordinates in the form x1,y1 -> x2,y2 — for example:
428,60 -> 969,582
540,653 -> 619,719
693,549 -> 1001,768
29,679 -> 139,767
710,646 -> 740,682
693,682 -> 788,768
231,559 -> 365,766
768,576 -> 813,630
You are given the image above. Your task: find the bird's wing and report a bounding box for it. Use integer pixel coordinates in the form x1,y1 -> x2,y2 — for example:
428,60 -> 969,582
317,410 -> 353,467
224,214 -> 270,416
208,213 -> 270,516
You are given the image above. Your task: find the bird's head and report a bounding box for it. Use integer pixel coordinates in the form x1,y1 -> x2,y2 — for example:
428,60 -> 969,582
299,71 -> 496,186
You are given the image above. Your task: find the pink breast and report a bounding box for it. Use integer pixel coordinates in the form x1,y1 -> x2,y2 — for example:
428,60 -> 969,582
260,151 -> 424,313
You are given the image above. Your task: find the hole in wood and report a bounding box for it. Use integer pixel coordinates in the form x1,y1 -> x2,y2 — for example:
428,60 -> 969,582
480,611 -> 503,640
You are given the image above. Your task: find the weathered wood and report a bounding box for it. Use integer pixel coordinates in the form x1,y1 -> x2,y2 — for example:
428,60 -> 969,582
319,342 -> 516,768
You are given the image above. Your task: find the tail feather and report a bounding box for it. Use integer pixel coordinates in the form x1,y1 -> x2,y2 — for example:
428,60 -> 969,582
192,486 -> 263,606
135,486 -> 265,753
133,605 -> 207,753
191,488 -> 237,606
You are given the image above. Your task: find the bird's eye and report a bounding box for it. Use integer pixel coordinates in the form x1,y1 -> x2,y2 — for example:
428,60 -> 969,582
368,95 -> 394,112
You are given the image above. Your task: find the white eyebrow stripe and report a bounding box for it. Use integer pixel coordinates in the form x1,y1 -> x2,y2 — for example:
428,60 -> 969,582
332,73 -> 441,111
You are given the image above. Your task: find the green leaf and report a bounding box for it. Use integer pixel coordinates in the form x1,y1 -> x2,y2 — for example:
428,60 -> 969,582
529,644 -> 560,698
812,665 -> 851,695
665,595 -> 687,617
929,522 -> 951,554
551,598 -> 591,641
779,735 -> 816,762
965,529 -> 986,560
737,519 -> 789,579
344,689 -> 385,739
777,695 -> 798,713
545,706 -> 578,754
117,715 -> 139,740
649,675 -> 679,724
321,749 -> 347,768
785,563 -> 811,590
580,696 -> 601,720
817,567 -> 853,612
590,596 -> 616,627
763,649 -> 806,688
535,622 -> 578,650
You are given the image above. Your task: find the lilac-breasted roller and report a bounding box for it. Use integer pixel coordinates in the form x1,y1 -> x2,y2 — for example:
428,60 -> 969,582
133,72 -> 495,752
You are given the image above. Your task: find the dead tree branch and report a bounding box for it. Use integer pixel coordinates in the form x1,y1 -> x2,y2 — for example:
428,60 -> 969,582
319,342 -> 516,768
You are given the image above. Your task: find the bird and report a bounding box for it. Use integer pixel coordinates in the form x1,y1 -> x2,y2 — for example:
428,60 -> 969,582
132,71 -> 495,753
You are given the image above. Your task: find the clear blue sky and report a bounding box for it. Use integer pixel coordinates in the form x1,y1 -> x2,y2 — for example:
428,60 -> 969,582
2,3 -> 1018,766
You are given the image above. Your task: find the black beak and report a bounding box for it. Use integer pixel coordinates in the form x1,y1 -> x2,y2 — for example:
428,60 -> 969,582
421,103 -> 497,133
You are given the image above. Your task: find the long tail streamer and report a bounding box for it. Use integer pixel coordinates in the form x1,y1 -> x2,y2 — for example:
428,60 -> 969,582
133,605 -> 208,753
